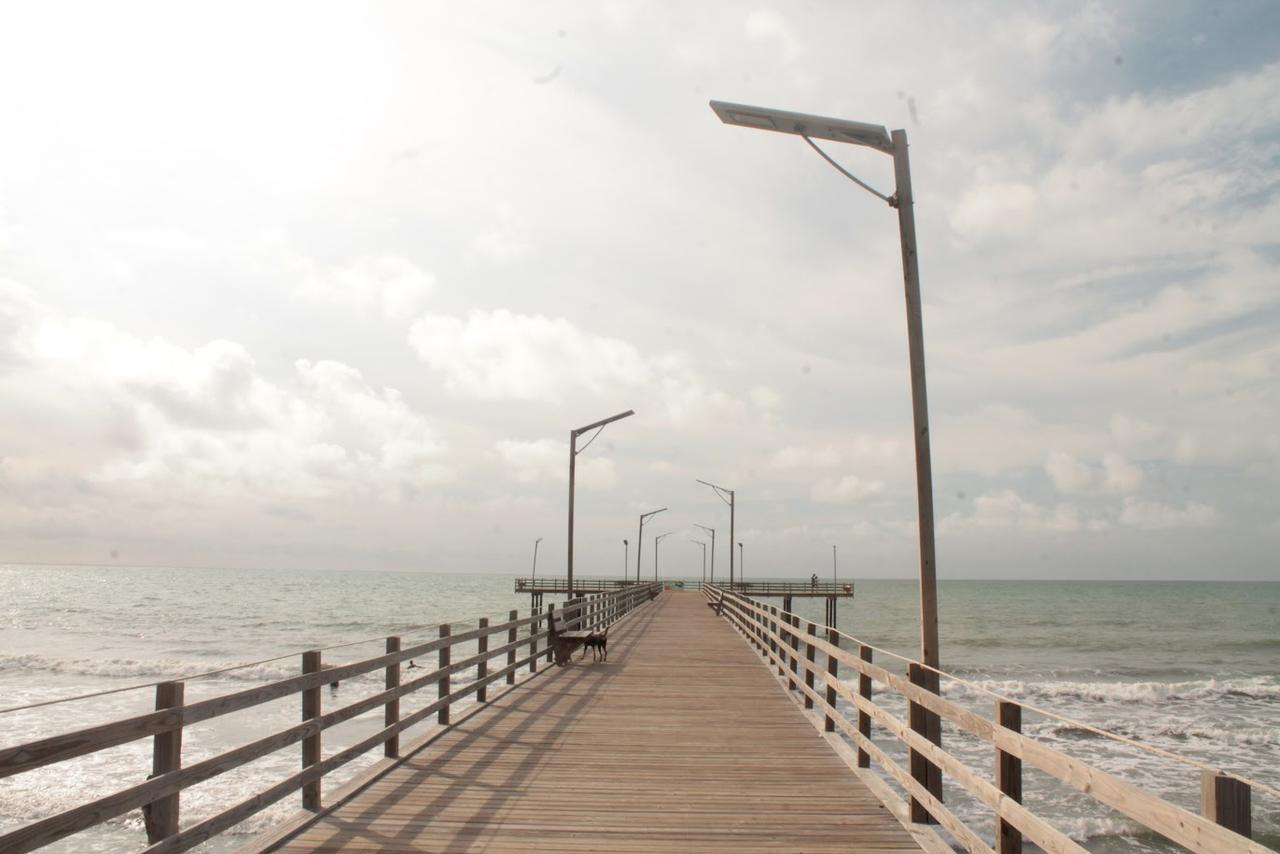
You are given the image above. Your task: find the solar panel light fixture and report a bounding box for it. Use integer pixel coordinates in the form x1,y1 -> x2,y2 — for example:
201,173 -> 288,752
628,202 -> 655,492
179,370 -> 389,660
709,100 -> 892,153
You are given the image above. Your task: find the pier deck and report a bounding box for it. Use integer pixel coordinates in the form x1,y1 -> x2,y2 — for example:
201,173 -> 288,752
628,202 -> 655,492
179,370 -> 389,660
264,590 -> 918,852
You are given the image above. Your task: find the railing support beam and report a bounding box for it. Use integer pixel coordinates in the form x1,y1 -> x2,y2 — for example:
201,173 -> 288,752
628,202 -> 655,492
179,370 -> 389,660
1202,770 -> 1251,839
384,637 -> 400,758
996,700 -> 1022,853
143,680 -> 184,843
908,662 -> 942,823
301,650 -> 322,811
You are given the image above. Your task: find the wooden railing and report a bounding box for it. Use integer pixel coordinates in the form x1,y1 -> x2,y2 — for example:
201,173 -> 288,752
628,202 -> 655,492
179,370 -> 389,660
0,583 -> 662,853
513,577 -> 640,592
704,584 -> 1268,854
723,580 -> 855,596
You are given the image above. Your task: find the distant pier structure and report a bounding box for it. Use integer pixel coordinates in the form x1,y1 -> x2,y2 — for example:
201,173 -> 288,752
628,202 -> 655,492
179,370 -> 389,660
514,577 -> 854,626
513,577 -> 639,611
728,580 -> 855,627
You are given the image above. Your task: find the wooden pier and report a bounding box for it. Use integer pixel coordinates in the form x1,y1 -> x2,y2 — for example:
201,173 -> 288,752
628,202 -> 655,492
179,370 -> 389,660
258,590 -> 916,852
0,584 -> 1269,853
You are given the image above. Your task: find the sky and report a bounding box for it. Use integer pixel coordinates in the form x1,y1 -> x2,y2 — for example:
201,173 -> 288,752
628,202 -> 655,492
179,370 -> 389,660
1,1 -> 1278,580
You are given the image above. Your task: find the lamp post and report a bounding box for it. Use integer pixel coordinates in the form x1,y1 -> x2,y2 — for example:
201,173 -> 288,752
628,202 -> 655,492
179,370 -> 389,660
833,544 -> 838,585
697,480 -> 735,586
636,508 -> 667,583
709,99 -> 939,672
531,537 -> 542,583
690,540 -> 707,584
737,542 -> 744,589
694,524 -> 715,584
654,532 -> 674,581
623,539 -> 629,579
568,409 -> 634,596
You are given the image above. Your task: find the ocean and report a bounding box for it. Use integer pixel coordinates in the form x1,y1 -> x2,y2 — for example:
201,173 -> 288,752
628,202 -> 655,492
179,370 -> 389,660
1,565 -> 1276,852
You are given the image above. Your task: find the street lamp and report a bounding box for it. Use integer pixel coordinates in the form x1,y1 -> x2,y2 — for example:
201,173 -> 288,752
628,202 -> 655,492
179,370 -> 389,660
694,524 -> 716,584
568,409 -> 634,596
531,537 -> 542,583
833,544 -> 838,585
710,99 -> 939,671
697,480 -> 735,586
654,531 -> 674,581
623,539 -> 629,578
737,542 -> 744,588
636,508 -> 666,583
690,539 -> 707,584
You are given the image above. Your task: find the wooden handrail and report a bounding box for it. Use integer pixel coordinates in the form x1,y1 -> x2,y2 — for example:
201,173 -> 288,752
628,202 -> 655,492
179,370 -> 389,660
0,612 -> 547,780
0,583 -> 663,854
705,585 -> 1267,854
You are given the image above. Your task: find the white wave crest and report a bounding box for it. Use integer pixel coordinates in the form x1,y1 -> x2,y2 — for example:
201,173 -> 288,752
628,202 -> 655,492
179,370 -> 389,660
954,675 -> 1280,704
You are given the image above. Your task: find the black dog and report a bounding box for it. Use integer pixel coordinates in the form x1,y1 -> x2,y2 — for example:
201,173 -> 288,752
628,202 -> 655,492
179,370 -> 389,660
580,628 -> 608,662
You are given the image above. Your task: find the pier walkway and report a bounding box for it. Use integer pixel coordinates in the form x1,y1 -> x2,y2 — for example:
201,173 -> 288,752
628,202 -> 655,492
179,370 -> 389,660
261,590 -> 917,852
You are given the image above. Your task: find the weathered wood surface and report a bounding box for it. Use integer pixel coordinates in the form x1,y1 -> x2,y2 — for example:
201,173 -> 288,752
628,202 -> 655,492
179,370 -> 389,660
263,591 -> 918,853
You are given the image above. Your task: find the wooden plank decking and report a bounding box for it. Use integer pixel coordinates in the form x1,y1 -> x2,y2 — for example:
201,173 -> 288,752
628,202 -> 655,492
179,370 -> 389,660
264,590 -> 920,852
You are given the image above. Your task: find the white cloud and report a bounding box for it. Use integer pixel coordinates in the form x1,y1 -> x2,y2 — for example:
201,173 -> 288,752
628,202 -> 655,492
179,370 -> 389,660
1101,452 -> 1143,495
744,9 -> 804,63
10,304 -> 451,501
410,310 -> 650,402
811,475 -> 884,504
1120,497 -> 1217,530
749,385 -> 782,410
1046,450 -> 1095,494
494,438 -> 616,488
408,309 -> 745,429
295,256 -> 435,319
943,490 -> 1090,533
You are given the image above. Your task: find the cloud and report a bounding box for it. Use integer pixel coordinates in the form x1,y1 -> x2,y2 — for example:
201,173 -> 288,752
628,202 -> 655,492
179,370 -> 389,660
745,9 -> 805,63
294,256 -> 435,319
943,490 -> 1093,534
1046,450 -> 1095,495
8,300 -> 451,502
494,438 -> 616,488
408,309 -> 745,429
1120,497 -> 1217,530
811,475 -> 884,504
1045,449 -> 1143,495
749,385 -> 782,410
410,310 -> 650,402
1101,452 -> 1143,495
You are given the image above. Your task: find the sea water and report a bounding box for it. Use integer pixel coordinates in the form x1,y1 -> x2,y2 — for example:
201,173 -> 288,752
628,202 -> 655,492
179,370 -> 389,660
1,566 -> 1276,852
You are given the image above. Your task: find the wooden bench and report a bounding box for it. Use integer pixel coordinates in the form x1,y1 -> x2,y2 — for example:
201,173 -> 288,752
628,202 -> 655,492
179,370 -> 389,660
547,605 -> 594,666
705,589 -> 726,616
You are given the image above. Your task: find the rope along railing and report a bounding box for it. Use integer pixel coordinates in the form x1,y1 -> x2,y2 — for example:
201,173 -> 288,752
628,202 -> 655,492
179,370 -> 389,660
704,584 -> 1269,854
0,605 -> 567,716
0,583 -> 662,854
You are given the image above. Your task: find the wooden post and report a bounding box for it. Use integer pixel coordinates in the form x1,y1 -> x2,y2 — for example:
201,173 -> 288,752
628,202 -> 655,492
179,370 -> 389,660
824,629 -> 839,732
384,637 -> 401,758
908,662 -> 942,823
301,650 -> 322,811
477,618 -> 489,703
529,611 -> 538,673
789,614 -> 802,680
507,609 -> 518,685
768,605 -> 779,666
1202,771 -> 1251,839
857,645 -> 873,768
804,622 -> 816,709
438,624 -> 451,725
143,680 -> 184,843
996,700 -> 1022,853
786,613 -> 798,691
546,602 -> 555,663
